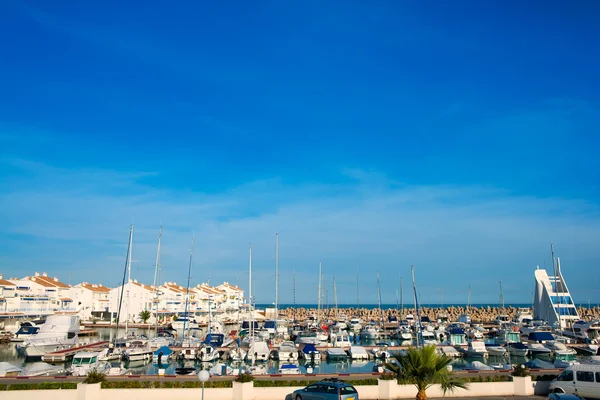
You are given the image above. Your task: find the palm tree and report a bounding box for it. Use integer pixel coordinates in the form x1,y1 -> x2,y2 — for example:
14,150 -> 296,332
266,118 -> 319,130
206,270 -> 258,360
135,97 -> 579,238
138,309 -> 151,324
384,345 -> 468,400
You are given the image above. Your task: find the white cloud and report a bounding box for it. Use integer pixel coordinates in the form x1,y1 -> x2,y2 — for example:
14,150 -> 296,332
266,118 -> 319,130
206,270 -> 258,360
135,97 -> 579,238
1,159 -> 599,304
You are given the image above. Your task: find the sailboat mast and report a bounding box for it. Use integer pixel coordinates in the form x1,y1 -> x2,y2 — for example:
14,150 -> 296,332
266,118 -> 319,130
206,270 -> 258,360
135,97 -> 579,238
125,224 -> 133,335
400,277 -> 404,318
377,271 -> 383,325
499,281 -> 504,308
468,285 -> 472,313
249,243 -> 253,339
317,262 -> 322,324
152,226 -> 162,337
275,232 -> 279,335
333,277 -> 338,321
412,265 -> 423,347
293,269 -> 296,322
356,265 -> 360,310
182,236 -> 194,340
115,225 -> 133,341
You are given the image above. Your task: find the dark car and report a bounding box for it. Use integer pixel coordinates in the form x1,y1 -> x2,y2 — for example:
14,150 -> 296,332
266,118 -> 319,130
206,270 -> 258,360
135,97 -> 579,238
292,379 -> 359,400
546,394 -> 585,400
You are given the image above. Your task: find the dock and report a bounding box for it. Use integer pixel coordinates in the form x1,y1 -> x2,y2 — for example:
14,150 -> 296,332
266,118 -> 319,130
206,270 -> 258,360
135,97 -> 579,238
41,341 -> 109,363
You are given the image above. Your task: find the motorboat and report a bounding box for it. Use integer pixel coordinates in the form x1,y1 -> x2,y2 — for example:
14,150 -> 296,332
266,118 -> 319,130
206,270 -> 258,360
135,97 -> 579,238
445,326 -> 468,346
247,341 -> 269,362
19,362 -> 65,377
523,358 -> 555,369
439,346 -> 461,357
457,314 -> 472,325
170,315 -> 199,336
197,344 -> 220,362
393,325 -> 413,341
228,346 -> 247,362
331,332 -> 351,348
0,362 -> 22,377
326,347 -> 348,360
360,325 -> 380,341
152,345 -> 174,363
465,340 -> 488,358
513,308 -> 533,325
275,341 -> 298,361
465,361 -> 494,371
294,331 -> 321,346
506,342 -> 529,357
18,315 -> 80,358
122,340 -> 152,362
301,343 -> 321,363
370,343 -> 391,359
10,321 -> 41,342
278,363 -> 301,375
349,318 -> 363,332
71,351 -> 108,376
545,341 -> 577,361
562,320 -> 600,343
575,344 -> 599,356
485,344 -> 507,357
349,346 -> 369,360
526,343 -> 552,357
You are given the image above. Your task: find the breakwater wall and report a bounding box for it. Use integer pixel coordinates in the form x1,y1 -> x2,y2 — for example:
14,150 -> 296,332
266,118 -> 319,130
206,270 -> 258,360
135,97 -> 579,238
277,306 -> 600,323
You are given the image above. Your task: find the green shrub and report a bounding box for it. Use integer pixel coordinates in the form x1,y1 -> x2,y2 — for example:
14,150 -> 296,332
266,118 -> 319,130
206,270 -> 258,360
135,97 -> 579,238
84,369 -> 106,384
0,384 -> 7,391
235,373 -> 255,383
378,373 -> 396,381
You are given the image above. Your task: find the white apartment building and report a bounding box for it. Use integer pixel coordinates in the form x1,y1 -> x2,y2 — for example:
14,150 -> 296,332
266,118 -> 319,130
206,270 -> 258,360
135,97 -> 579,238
71,282 -> 111,321
108,279 -> 155,323
0,274 -> 18,314
2,272 -> 74,315
216,282 -> 244,312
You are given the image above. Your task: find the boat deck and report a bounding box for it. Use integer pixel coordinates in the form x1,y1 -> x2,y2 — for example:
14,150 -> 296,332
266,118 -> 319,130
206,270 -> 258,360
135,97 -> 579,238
41,341 -> 109,363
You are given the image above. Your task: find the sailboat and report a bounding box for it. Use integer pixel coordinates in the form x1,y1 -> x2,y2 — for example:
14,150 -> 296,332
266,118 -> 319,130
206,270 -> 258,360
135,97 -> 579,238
148,227 -> 175,349
176,237 -> 203,361
245,243 -> 270,363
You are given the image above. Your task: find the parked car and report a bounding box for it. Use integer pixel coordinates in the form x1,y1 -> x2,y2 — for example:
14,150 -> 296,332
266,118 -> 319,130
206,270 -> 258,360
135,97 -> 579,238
546,394 -> 584,400
292,378 -> 359,400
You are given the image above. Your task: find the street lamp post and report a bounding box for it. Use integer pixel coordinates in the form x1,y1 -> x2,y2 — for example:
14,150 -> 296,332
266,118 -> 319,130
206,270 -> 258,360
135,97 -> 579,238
197,370 -> 210,400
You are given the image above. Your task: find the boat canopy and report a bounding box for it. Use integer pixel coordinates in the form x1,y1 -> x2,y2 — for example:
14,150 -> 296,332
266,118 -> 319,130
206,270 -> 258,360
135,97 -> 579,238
153,346 -> 173,356
448,327 -> 465,335
528,332 -> 554,342
508,342 -> 529,350
302,344 -> 318,354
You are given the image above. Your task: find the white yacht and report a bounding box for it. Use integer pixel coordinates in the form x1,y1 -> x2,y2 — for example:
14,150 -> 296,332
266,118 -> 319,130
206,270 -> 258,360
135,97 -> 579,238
19,362 -> 66,377
122,339 -> 152,362
197,344 -> 220,362
370,344 -> 391,359
170,315 -> 199,336
360,325 -> 380,341
332,332 -> 352,348
562,320 -> 600,344
278,363 -> 301,375
246,341 -> 269,362
465,340 -> 488,358
19,315 -> 80,358
349,346 -> 369,360
71,351 -> 108,376
349,318 -> 363,332
275,341 -> 298,361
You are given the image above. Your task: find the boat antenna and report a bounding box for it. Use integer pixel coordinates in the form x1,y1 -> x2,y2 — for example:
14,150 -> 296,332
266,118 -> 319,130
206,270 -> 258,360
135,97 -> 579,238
114,224 -> 133,342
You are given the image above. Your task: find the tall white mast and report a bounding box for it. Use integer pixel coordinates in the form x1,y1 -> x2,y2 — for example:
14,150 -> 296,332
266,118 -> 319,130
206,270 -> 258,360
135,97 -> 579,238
125,224 -> 133,335
317,262 -> 322,323
377,271 -> 383,325
356,265 -> 359,310
182,236 -> 194,341
275,232 -> 279,334
499,281 -> 504,308
152,226 -> 162,336
249,243 -> 253,339
400,277 -> 404,318
333,277 -> 338,321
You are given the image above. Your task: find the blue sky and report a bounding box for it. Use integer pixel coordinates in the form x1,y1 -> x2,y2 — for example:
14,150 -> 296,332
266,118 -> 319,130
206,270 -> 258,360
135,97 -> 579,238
1,1 -> 599,305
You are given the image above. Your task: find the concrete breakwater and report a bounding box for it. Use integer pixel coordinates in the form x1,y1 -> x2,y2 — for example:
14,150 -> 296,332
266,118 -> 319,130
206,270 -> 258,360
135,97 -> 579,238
278,305 -> 600,323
